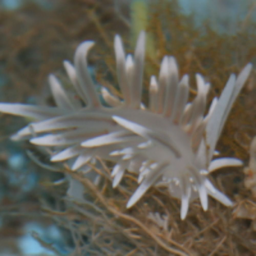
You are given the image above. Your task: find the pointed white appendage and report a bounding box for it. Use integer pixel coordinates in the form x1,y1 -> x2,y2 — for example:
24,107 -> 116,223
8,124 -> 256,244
198,183 -> 208,211
111,163 -> 122,177
163,56 -> 179,117
180,191 -> 190,220
205,64 -> 252,161
171,75 -> 189,124
209,158 -> 243,172
113,116 -> 151,139
48,74 -> 74,110
138,167 -> 151,184
137,140 -> 152,149
51,146 -> 81,162
63,60 -> 87,104
72,154 -> 91,171
111,161 -> 128,188
205,179 -> 233,206
127,164 -> 167,209
81,131 -> 131,147
63,60 -> 77,86
74,41 -> 101,108
149,75 -> 158,112
196,73 -> 210,96
0,104 -> 63,121
114,34 -> 130,104
113,168 -> 125,188
180,178 -> 192,220
158,56 -> 169,114
131,31 -> 146,109
30,134 -> 64,146
188,74 -> 209,132
101,87 -> 122,107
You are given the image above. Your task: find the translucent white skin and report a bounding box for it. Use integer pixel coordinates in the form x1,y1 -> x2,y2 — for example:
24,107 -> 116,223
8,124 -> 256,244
0,31 -> 252,220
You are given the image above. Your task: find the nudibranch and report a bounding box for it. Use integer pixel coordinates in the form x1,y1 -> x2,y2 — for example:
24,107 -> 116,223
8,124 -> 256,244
0,32 -> 252,219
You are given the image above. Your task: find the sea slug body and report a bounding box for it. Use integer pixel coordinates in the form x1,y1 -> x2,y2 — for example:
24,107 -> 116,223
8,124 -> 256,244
0,31 -> 252,219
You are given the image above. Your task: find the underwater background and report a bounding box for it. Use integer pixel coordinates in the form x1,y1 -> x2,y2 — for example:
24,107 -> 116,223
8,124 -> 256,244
1,0 -> 256,255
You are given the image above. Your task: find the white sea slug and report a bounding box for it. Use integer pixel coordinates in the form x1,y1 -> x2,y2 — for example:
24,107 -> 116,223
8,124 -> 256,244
0,32 -> 252,219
